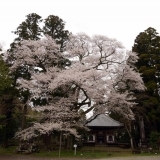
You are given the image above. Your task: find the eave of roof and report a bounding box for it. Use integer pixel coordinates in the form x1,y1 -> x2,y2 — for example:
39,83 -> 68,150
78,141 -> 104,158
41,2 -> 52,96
85,114 -> 123,127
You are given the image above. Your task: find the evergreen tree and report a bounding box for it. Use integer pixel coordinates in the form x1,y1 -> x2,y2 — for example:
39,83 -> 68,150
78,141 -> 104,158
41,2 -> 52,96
13,13 -> 43,41
0,55 -> 12,92
9,13 -> 43,52
43,15 -> 70,50
132,27 -> 160,136
0,55 -> 21,147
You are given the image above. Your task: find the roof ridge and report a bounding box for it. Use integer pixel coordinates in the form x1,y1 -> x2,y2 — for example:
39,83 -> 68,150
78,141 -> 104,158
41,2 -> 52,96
85,113 -> 100,124
85,113 -> 123,127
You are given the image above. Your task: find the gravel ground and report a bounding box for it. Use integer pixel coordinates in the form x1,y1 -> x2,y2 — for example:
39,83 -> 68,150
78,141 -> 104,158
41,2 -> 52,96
98,155 -> 160,160
0,155 -> 160,160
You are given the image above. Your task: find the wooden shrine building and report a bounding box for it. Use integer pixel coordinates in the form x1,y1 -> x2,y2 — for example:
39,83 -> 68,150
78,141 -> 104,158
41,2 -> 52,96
83,114 -> 124,146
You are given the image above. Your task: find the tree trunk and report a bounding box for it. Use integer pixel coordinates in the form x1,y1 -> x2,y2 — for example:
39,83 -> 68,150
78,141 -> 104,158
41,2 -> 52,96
42,134 -> 52,151
59,131 -> 62,157
139,116 -> 145,142
130,137 -> 134,149
126,121 -> 135,149
2,107 -> 12,148
22,104 -> 27,129
2,134 -> 8,148
66,135 -> 73,150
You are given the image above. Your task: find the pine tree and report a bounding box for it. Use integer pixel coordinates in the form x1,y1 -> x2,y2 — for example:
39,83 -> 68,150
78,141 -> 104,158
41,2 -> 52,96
132,27 -> 160,136
14,13 -> 43,41
9,13 -> 43,52
0,55 -> 12,92
0,55 -> 21,147
43,15 -> 70,50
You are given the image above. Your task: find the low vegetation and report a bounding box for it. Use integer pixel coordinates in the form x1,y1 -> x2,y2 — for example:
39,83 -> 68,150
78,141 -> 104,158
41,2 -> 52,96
0,145 -> 160,159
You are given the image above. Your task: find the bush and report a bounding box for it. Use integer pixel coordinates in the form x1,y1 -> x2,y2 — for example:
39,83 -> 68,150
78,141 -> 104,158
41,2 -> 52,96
149,131 -> 160,149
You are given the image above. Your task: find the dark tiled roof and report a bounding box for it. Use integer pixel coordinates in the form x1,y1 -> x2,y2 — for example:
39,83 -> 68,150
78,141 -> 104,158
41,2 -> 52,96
85,114 -> 123,127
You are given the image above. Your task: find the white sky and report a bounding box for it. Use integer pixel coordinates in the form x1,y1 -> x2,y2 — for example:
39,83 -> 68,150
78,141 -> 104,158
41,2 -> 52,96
0,0 -> 160,50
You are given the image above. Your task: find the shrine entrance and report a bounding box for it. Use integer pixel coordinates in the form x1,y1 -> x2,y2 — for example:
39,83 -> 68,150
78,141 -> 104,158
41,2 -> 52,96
97,135 -> 105,143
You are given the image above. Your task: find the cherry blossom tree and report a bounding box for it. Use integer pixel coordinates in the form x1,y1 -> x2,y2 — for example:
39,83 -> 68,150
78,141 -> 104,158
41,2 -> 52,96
9,36 -> 84,149
7,33 -> 145,148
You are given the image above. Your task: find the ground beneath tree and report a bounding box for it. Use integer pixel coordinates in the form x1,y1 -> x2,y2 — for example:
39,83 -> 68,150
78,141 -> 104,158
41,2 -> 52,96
0,154 -> 160,160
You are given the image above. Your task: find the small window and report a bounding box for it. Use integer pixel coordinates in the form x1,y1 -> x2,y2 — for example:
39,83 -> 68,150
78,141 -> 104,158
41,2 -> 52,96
108,135 -> 113,141
89,135 -> 93,141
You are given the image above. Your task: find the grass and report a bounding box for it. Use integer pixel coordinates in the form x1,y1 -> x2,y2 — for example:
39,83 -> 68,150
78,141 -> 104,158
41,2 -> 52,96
32,149 -> 160,159
0,146 -> 17,155
0,145 -> 159,159
31,145 -> 134,158
35,150 -> 112,158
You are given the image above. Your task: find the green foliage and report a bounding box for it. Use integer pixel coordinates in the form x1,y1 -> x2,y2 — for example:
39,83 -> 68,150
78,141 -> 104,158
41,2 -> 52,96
145,81 -> 157,92
0,91 -> 22,147
9,13 -> 42,52
43,15 -> 70,50
0,55 -> 12,93
143,68 -> 156,77
13,13 -> 43,41
132,27 -> 160,135
0,56 -> 22,147
144,97 -> 159,107
9,13 -> 70,53
149,131 -> 160,149
118,131 -> 130,144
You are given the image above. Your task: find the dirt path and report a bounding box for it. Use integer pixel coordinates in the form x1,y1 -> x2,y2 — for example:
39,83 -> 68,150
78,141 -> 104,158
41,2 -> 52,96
0,155 -> 160,160
97,155 -> 160,160
0,155 -> 85,160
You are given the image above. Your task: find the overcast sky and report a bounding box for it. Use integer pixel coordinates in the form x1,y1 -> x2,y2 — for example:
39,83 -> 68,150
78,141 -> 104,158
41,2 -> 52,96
0,0 -> 160,50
